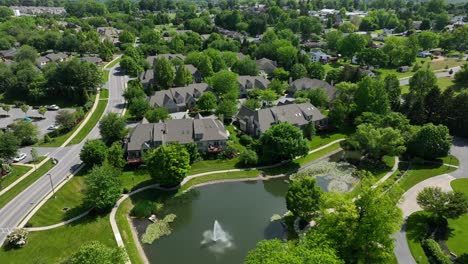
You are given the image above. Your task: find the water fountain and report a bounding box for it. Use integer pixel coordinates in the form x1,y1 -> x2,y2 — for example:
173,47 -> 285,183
201,220 -> 233,253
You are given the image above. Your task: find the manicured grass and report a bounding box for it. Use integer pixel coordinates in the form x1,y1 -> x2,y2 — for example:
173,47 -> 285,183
406,211 -> 431,264
428,57 -> 465,71
120,169 -> 154,192
102,70 -> 109,83
296,142 -> 341,166
116,198 -> 145,264
398,162 -> 457,192
437,77 -> 454,91
38,124 -> 83,147
100,88 -> 109,99
0,214 -> 116,264
451,178 -> 468,194
28,170 -> 88,227
1,165 -> 32,190
180,169 -> 261,193
67,97 -> 108,145
105,58 -> 121,69
440,154 -> 460,166
308,128 -> 351,149
447,214 -> 468,256
188,158 -> 241,175
0,160 -> 55,209
27,156 -> 46,164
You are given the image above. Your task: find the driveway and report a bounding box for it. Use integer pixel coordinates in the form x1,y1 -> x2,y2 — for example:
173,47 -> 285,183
0,107 -> 74,137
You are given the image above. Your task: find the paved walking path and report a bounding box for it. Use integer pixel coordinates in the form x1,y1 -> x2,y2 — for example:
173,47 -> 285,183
0,158 -> 50,197
372,156 -> 399,188
25,208 -> 93,231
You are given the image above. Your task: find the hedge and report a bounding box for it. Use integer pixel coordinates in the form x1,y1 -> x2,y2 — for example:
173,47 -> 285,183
422,239 -> 453,264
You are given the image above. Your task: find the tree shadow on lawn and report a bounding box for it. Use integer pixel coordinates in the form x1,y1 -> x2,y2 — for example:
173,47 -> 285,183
406,212 -> 455,243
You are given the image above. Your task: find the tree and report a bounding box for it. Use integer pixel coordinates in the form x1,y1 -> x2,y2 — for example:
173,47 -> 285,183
294,89 -> 329,108
120,56 -> 142,77
145,107 -> 170,123
454,63 -> 468,86
145,143 -> 191,186
197,54 -> 214,77
384,74 -> 401,110
260,123 -> 309,162
99,113 -> 127,145
417,187 -> 467,221
209,70 -> 239,98
408,124 -> 452,159
409,68 -> 437,98
217,99 -> 238,120
418,31 -> 440,51
30,148 -> 39,164
326,31 -> 343,51
286,177 -> 322,220
69,241 -> 127,264
239,150 -> 258,166
232,57 -> 259,76
80,139 -> 108,167
338,34 -> 369,58
10,120 -> 39,146
290,64 -> 308,80
243,99 -> 261,110
38,106 -> 47,118
383,36 -> 419,67
173,63 -> 193,87
153,57 -> 174,89
84,163 -> 121,211
268,79 -> 288,95
306,62 -> 325,80
1,104 -> 11,115
107,142 -> 126,169
0,131 -> 19,160
55,110 -> 77,131
0,6 -> 14,20
15,45 -> 38,63
20,104 -> 29,117
347,124 -> 406,161
355,76 -> 390,115
128,97 -> 150,120
119,30 -> 135,44
184,142 -> 200,164
260,89 -> 278,106
271,67 -> 289,81
277,46 -> 298,70
355,48 -> 388,68
195,91 -> 217,112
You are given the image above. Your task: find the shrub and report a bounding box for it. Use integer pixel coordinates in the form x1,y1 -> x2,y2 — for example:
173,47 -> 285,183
239,149 -> 258,166
422,239 -> 453,264
6,228 -> 28,248
131,200 -> 163,218
43,134 -> 52,143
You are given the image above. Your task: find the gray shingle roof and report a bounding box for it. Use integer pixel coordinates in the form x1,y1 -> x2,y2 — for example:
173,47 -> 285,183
290,78 -> 336,100
255,58 -> 277,74
238,76 -> 270,89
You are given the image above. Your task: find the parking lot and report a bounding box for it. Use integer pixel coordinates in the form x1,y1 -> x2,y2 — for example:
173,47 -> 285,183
0,106 -> 75,137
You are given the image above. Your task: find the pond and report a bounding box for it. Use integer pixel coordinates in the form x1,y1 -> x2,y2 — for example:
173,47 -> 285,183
135,177 -> 289,264
134,152 -> 359,264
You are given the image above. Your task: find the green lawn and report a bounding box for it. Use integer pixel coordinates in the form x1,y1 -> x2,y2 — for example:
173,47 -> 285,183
447,179 -> 468,256
102,70 -> 110,84
67,97 -> 108,145
100,88 -> 109,99
27,156 -> 46,165
105,58 -> 121,69
27,170 -> 88,227
1,165 -> 32,190
188,158 -> 241,175
439,155 -> 460,166
0,160 -> 55,209
398,162 -> 457,192
0,214 -> 116,264
180,170 -> 261,193
308,127 -> 352,149
406,211 -> 431,264
116,197 -> 145,264
401,77 -> 455,95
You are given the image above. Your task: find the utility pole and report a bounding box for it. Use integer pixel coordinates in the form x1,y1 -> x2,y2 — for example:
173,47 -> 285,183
47,173 -> 55,198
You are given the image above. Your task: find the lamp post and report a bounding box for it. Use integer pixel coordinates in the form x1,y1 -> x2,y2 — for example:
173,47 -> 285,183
47,173 -> 55,198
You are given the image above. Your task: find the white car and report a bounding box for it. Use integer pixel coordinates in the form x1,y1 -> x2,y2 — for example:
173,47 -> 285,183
48,125 -> 59,130
47,104 -> 60,111
13,153 -> 27,162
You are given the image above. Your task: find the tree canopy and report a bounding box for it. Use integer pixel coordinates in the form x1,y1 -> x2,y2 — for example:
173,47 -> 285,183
145,143 -> 191,186
260,123 -> 309,162
84,162 -> 122,211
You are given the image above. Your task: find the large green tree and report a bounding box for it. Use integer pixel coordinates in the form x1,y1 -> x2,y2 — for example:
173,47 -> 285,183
232,57 -> 259,76
417,187 -> 468,221
195,91 -> 217,112
408,124 -> 452,159
209,70 -> 239,98
384,74 -> 401,110
69,240 -> 126,264
286,178 -> 322,220
10,120 -> 39,146
355,76 -> 390,115
338,34 -> 370,58
454,63 -> 468,86
409,68 -> 437,98
153,57 -> 174,89
0,131 -> 20,160
260,123 -> 309,162
145,107 -> 170,123
99,113 -> 127,145
145,143 -> 191,186
84,163 -> 122,211
106,142 -> 126,169
347,124 -> 406,161
80,139 -> 108,167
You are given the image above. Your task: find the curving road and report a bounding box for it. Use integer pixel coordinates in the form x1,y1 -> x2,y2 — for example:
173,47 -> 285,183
0,64 -> 127,244
398,65 -> 462,86
393,137 -> 468,264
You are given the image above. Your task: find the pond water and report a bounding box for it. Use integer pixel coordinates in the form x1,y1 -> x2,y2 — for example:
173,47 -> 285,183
135,178 -> 289,264
135,152 -> 359,264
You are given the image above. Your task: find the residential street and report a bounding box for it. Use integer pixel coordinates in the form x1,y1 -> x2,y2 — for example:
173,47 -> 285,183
393,137 -> 468,264
0,64 -> 127,244
398,66 -> 461,86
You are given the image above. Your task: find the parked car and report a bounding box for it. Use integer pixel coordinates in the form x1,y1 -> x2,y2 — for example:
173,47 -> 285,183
47,125 -> 59,130
47,104 -> 60,111
13,153 -> 27,162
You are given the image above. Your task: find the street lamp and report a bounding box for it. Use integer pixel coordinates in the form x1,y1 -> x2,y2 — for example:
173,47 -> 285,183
47,173 -> 56,198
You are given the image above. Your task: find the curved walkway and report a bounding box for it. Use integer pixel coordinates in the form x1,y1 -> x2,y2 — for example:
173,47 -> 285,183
25,209 -> 93,231
394,137 -> 468,264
